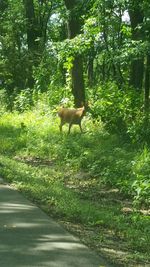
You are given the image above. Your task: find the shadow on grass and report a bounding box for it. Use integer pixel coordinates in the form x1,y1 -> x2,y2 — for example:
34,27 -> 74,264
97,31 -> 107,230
0,124 -> 27,155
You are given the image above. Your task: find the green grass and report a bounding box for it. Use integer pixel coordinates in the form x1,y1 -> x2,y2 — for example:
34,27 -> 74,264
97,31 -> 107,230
0,109 -> 150,266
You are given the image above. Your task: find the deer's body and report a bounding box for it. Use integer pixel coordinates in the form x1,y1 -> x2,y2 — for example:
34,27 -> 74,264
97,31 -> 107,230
58,106 -> 85,133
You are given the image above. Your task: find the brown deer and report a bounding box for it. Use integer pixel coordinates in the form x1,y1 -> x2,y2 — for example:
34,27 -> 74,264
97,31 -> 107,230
58,106 -> 85,134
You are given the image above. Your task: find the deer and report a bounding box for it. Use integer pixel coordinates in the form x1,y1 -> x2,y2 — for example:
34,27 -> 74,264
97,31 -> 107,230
58,105 -> 85,134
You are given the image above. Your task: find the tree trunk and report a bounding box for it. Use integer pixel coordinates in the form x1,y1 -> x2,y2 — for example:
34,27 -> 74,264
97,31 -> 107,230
144,54 -> 150,112
130,59 -> 144,90
23,0 -> 39,53
23,0 -> 52,88
87,56 -> 94,87
23,0 -> 38,88
129,1 -> 144,90
72,56 -> 85,107
64,0 -> 85,107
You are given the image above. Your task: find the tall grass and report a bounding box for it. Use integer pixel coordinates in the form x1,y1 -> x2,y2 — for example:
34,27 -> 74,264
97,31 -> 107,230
0,104 -> 149,206
0,100 -> 150,266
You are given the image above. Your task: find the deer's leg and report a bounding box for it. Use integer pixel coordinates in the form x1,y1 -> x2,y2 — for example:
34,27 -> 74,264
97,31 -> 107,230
59,120 -> 64,132
68,123 -> 73,134
79,122 -> 83,133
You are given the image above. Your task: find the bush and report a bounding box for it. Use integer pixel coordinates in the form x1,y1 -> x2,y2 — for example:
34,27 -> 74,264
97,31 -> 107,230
13,88 -> 33,112
132,147 -> 150,206
88,82 -> 144,140
0,89 -> 8,113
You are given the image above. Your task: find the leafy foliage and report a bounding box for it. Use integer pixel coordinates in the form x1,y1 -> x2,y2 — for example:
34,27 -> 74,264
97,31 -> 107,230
0,1 -> 150,265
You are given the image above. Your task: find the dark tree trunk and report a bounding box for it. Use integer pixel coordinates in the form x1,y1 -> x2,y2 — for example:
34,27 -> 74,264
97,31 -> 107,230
87,56 -> 94,87
72,56 -> 85,107
144,54 -> 150,112
23,0 -> 39,88
130,59 -> 144,90
129,1 -> 144,90
23,0 -> 52,88
23,0 -> 39,52
64,0 -> 85,107
87,45 -> 95,87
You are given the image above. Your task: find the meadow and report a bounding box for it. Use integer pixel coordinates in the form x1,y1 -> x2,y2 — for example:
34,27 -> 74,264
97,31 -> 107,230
0,102 -> 149,267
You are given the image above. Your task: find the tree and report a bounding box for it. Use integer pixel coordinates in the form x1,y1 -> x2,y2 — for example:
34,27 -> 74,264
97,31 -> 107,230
0,0 -> 27,92
144,54 -> 150,112
23,0 -> 53,88
128,0 -> 144,90
143,0 -> 150,111
89,0 -> 127,85
64,0 -> 85,107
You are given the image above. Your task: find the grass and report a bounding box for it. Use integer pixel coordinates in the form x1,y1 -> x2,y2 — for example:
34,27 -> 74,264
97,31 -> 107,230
0,108 -> 150,266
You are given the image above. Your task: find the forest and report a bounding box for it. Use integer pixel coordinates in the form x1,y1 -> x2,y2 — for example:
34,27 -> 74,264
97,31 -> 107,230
0,0 -> 150,266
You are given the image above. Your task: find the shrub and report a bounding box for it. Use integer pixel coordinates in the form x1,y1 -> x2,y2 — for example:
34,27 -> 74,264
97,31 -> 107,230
89,82 -> 144,140
131,147 -> 150,206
